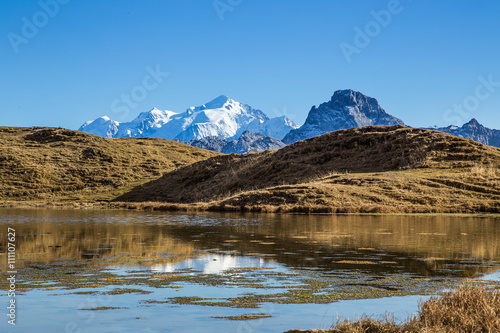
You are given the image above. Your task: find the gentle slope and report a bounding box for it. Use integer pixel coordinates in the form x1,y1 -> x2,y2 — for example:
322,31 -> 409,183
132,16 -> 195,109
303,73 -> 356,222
0,127 -> 219,202
116,126 -> 500,213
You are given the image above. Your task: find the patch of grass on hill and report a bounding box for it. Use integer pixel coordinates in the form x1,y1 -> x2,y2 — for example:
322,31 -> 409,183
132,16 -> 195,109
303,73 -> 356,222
0,127 -> 219,202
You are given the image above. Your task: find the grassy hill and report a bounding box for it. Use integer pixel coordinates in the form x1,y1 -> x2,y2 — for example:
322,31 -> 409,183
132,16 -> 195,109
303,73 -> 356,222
0,127 -> 219,202
116,126 -> 500,213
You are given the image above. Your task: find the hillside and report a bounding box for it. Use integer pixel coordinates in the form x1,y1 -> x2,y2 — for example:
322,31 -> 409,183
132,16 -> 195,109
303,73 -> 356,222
116,126 -> 500,213
0,127 -> 219,202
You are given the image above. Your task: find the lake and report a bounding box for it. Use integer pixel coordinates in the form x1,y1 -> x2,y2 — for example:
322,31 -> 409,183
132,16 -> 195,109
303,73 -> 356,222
1,209 -> 499,332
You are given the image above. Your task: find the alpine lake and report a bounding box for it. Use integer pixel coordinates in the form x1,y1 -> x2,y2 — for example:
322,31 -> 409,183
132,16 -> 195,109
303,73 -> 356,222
1,208 -> 499,332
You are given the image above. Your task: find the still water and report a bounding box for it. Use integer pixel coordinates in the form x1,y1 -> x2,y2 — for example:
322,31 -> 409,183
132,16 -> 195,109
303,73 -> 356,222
0,209 -> 499,332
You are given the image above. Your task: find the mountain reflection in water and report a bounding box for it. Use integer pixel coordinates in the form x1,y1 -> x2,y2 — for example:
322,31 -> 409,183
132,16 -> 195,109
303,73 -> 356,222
0,209 -> 499,278
151,254 -> 276,274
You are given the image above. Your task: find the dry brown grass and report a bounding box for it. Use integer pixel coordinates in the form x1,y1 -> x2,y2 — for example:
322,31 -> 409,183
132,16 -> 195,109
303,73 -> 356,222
116,126 -> 500,214
330,315 -> 408,333
3,125 -> 500,213
285,284 -> 500,333
0,127 -> 219,202
416,284 -> 500,332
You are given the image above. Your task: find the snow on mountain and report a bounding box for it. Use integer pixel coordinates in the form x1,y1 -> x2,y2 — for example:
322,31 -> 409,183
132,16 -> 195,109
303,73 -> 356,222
78,108 -> 177,138
246,115 -> 299,141
151,95 -> 270,141
282,89 -> 404,144
78,116 -> 120,138
117,108 -> 178,138
79,95 -> 297,142
428,118 -> 500,148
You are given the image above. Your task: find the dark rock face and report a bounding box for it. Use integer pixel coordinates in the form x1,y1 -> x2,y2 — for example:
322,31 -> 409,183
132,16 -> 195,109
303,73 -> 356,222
186,131 -> 286,154
185,136 -> 228,153
429,118 -> 500,148
283,89 -> 404,144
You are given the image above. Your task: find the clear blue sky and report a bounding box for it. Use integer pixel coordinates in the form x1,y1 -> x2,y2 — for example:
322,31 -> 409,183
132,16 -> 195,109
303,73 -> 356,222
1,0 -> 499,130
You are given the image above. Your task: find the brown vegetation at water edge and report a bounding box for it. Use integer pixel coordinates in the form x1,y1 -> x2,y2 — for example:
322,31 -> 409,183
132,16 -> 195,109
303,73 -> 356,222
285,284 -> 500,333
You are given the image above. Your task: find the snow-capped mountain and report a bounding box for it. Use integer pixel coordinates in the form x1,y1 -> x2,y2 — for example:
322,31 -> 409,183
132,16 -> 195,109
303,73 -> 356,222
118,108 -> 178,138
185,131 -> 286,154
282,89 -> 404,144
428,118 -> 500,148
79,116 -> 120,138
79,95 -> 298,142
151,95 -> 270,141
78,108 -> 177,138
246,115 -> 299,141
79,91 -> 500,152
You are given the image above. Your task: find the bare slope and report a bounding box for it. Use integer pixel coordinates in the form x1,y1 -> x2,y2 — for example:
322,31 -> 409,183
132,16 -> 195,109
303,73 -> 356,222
116,126 -> 500,213
0,127 -> 219,201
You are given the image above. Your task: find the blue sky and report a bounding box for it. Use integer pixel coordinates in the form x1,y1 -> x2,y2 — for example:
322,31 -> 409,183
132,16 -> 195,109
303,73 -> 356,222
1,0 -> 499,130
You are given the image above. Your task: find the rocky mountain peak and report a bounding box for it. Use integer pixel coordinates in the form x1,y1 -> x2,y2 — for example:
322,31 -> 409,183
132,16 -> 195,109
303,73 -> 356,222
464,118 -> 481,128
283,89 -> 404,144
428,118 -> 500,147
330,89 -> 381,111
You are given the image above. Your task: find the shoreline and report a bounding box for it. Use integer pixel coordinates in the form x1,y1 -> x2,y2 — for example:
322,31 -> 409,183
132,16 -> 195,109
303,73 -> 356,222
1,200 -> 500,217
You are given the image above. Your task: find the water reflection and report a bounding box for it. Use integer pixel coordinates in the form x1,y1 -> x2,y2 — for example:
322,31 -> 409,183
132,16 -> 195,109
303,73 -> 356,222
0,209 -> 499,278
151,254 -> 276,274
1,209 -> 499,333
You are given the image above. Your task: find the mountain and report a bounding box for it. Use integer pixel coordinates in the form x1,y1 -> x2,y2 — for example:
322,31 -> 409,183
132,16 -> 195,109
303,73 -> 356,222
116,126 -> 500,214
151,95 -> 270,141
185,131 -> 286,154
79,116 -> 120,138
79,96 -> 298,142
117,108 -> 178,138
283,89 -> 404,144
429,118 -> 500,148
245,115 -> 299,141
79,91 -> 500,151
78,108 -> 177,138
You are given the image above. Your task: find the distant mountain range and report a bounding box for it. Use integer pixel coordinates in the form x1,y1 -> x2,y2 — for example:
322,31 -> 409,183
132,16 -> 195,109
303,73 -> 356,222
79,90 -> 500,153
79,95 -> 297,141
427,118 -> 500,148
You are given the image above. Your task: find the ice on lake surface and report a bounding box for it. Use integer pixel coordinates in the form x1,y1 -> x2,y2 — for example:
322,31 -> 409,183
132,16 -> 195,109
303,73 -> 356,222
1,209 -> 499,332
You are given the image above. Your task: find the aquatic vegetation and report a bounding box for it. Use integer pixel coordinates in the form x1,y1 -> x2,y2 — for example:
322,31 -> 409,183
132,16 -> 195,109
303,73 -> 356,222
7,258 -> 499,313
211,313 -> 272,321
104,288 -> 152,295
79,307 -> 128,311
